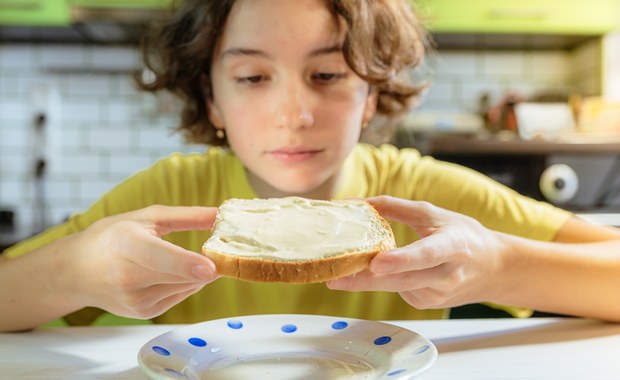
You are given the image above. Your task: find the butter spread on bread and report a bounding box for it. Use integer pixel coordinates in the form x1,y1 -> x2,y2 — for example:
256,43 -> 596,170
202,197 -> 396,283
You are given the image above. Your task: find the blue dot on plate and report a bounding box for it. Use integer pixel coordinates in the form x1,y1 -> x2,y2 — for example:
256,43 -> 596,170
387,369 -> 407,376
227,320 -> 243,329
373,336 -> 392,345
281,324 -> 297,333
152,346 -> 171,356
188,337 -> 207,347
331,321 -> 349,330
414,344 -> 430,354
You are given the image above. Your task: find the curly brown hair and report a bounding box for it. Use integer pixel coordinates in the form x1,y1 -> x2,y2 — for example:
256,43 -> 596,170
137,0 -> 428,146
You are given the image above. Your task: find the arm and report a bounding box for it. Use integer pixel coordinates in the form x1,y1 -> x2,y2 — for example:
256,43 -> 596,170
327,196 -> 620,322
0,205 -> 219,333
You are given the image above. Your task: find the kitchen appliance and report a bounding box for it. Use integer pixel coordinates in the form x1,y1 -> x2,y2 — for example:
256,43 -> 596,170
426,135 -> 620,214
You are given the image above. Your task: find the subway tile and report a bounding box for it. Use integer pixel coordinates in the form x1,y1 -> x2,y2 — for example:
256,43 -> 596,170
45,178 -> 76,204
91,47 -> 141,71
0,46 -> 35,69
137,127 -> 184,149
0,99 -> 31,122
526,51 -> 571,82
108,153 -> 156,177
480,51 -> 526,78
55,127 -> 84,150
39,45 -> 88,70
424,80 -> 457,102
0,148 -> 32,175
0,123 -> 32,149
108,99 -> 144,123
78,179 -> 123,204
66,75 -> 114,96
87,127 -> 133,150
114,75 -> 142,97
0,180 -> 21,206
433,51 -> 478,77
60,99 -> 101,122
58,152 -> 103,175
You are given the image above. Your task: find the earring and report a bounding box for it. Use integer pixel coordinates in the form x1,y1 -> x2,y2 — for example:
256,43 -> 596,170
215,128 -> 225,139
362,120 -> 369,130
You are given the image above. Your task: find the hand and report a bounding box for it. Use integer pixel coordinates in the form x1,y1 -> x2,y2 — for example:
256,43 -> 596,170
68,205 -> 219,319
327,196 -> 509,310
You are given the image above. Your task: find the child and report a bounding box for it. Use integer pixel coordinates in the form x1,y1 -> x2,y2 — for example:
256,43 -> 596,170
2,0 -> 620,333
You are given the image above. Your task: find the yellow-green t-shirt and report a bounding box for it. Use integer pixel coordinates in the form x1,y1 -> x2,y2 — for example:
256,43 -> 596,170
3,143 -> 571,324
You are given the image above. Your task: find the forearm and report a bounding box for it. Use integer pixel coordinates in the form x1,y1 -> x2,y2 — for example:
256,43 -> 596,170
0,234 -> 85,332
496,233 -> 620,322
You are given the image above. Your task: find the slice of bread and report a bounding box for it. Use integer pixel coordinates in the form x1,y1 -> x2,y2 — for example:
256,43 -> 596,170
202,196 -> 396,284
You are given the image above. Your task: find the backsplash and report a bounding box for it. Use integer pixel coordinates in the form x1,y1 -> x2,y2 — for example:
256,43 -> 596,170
415,39 -> 601,113
0,44 -> 201,234
0,41 -> 603,234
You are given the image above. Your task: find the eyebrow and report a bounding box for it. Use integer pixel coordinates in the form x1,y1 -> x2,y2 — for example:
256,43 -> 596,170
219,44 -> 343,61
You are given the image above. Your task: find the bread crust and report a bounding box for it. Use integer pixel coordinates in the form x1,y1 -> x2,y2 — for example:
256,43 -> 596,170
201,198 -> 396,284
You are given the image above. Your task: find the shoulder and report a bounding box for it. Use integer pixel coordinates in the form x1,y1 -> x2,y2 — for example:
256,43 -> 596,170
139,147 -> 239,178
351,143 -> 422,166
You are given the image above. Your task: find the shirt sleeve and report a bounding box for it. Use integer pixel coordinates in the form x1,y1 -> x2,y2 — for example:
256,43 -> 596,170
376,144 -> 572,241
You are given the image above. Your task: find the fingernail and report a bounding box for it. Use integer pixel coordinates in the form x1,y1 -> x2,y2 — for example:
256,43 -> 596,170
372,259 -> 395,274
192,265 -> 214,281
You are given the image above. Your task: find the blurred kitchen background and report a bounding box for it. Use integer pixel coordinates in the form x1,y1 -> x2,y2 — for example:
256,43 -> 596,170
1,0 -> 620,250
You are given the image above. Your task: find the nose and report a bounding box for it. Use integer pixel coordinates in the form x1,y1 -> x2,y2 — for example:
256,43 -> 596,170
275,79 -> 314,130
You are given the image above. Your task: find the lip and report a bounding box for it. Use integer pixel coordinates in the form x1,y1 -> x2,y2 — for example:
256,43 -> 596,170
267,147 -> 324,163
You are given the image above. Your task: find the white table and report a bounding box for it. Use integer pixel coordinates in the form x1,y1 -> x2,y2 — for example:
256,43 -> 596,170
1,318 -> 620,379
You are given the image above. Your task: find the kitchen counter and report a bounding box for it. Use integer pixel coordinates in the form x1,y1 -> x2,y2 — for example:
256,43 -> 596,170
2,317 -> 620,379
428,134 -> 620,155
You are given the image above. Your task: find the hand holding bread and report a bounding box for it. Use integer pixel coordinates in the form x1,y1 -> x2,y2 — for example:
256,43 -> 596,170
327,196 -> 510,310
202,197 -> 396,283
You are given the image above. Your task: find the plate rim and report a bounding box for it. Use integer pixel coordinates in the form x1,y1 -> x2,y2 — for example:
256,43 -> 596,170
137,313 -> 437,380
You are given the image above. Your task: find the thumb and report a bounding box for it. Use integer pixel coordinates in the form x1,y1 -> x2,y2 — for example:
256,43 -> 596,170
366,196 -> 448,238
366,196 -> 438,225
136,205 -> 218,236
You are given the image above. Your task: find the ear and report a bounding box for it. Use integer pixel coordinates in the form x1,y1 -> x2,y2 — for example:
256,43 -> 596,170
362,87 -> 379,123
207,99 -> 225,128
202,73 -> 225,128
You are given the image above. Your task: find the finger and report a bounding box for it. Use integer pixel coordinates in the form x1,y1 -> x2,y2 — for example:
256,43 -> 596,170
144,284 -> 206,319
327,265 -> 448,292
130,233 -> 218,282
369,233 -> 456,274
138,205 -> 219,235
366,196 -> 438,226
129,268 -> 218,287
399,289 -> 453,310
138,282 -> 207,310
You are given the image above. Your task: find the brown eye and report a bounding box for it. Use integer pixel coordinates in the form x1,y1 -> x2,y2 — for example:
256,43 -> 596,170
236,75 -> 265,84
312,72 -> 346,83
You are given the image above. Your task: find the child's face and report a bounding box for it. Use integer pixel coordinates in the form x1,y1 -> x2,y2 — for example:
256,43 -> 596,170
208,0 -> 376,198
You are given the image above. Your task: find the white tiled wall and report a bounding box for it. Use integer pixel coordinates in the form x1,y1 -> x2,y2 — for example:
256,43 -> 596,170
415,43 -> 600,114
0,41 -> 603,235
0,44 -> 202,233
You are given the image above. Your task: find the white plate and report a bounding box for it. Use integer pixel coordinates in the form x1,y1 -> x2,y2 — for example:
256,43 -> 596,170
138,314 -> 437,380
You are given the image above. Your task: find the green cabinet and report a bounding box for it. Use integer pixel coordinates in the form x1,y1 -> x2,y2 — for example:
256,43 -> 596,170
415,0 -> 620,35
69,0 -> 173,8
0,0 -> 70,26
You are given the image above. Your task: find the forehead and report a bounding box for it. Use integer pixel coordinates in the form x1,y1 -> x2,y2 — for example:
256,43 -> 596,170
218,0 -> 343,52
